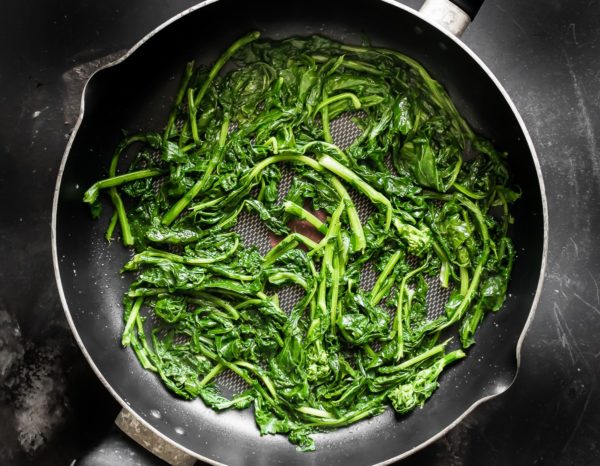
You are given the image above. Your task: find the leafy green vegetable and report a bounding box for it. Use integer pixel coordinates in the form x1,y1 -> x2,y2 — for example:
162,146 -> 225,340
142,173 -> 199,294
84,33 -> 519,450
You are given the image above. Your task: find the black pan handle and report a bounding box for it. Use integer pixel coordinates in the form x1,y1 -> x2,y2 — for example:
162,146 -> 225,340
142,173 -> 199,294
447,0 -> 484,19
419,0 -> 485,36
77,409 -> 198,466
77,425 -> 170,466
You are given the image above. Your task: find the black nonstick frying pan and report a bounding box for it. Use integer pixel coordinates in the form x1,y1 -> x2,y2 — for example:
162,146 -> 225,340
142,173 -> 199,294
52,0 -> 548,464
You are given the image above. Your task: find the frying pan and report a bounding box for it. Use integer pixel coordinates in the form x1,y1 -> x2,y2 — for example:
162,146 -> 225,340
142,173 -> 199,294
52,0 -> 548,464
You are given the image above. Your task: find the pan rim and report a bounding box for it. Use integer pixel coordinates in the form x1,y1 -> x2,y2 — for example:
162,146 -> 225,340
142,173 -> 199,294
50,0 -> 549,464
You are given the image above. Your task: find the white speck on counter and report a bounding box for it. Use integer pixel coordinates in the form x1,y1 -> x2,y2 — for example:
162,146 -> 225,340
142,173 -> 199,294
32,107 -> 48,119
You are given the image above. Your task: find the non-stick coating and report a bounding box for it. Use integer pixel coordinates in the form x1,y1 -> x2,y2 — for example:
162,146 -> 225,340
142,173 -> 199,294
54,0 -> 545,464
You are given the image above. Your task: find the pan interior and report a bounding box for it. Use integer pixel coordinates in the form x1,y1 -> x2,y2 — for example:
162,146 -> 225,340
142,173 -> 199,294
55,0 -> 545,464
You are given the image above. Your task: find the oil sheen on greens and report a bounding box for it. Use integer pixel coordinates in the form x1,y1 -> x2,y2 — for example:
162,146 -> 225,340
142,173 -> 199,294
84,32 -> 519,451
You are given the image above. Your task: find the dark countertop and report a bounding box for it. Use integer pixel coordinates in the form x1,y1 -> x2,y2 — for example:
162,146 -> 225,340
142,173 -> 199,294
1,1 -> 599,464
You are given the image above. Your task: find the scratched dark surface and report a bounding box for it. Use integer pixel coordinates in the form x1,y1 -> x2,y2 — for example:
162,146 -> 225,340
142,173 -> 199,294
0,0 -> 599,465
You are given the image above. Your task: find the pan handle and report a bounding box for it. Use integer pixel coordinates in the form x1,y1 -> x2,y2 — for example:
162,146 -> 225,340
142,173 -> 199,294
77,425 -> 170,466
419,0 -> 484,37
77,409 -> 197,466
444,0 -> 484,18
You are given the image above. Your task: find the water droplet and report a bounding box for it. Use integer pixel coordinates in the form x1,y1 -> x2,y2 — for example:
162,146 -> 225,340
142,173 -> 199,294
150,409 -> 161,419
174,426 -> 185,435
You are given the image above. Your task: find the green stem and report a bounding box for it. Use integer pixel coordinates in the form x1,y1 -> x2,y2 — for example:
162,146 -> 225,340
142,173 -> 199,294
432,239 -> 452,288
262,231 -> 319,267
453,182 -> 489,199
329,251 -> 341,336
460,266 -> 469,296
394,259 -> 430,361
133,314 -> 157,371
189,196 -> 226,212
283,200 -> 327,234
330,176 -> 366,252
312,54 -> 383,75
441,196 -> 490,326
263,235 -> 298,267
195,32 -> 260,108
320,90 -> 333,143
138,238 -> 239,265
318,155 -> 392,231
121,297 -> 143,347
371,250 -> 402,305
315,92 -> 362,115
188,293 -> 239,320
296,406 -> 335,419
162,118 -> 230,225
187,88 -> 201,145
267,272 -> 308,289
109,189 -> 134,245
198,362 -> 224,387
235,361 -> 278,399
105,210 -> 118,241
395,292 -> 404,360
382,339 -> 450,374
83,169 -> 163,205
310,198 -> 345,256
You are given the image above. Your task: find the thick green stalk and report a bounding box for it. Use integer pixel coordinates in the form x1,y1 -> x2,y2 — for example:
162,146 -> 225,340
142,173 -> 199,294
188,293 -> 239,320
105,211 -> 118,241
330,176 -> 366,253
311,54 -> 383,75
121,297 -> 143,347
106,134 -> 148,245
187,88 -> 201,145
310,198 -> 344,256
314,92 -> 362,115
283,200 -> 327,234
371,250 -> 402,305
162,118 -> 229,225
320,90 -> 333,144
318,155 -> 392,231
128,237 -> 239,265
329,250 -> 341,336
83,169 -> 163,205
382,340 -> 450,374
198,363 -> 225,388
